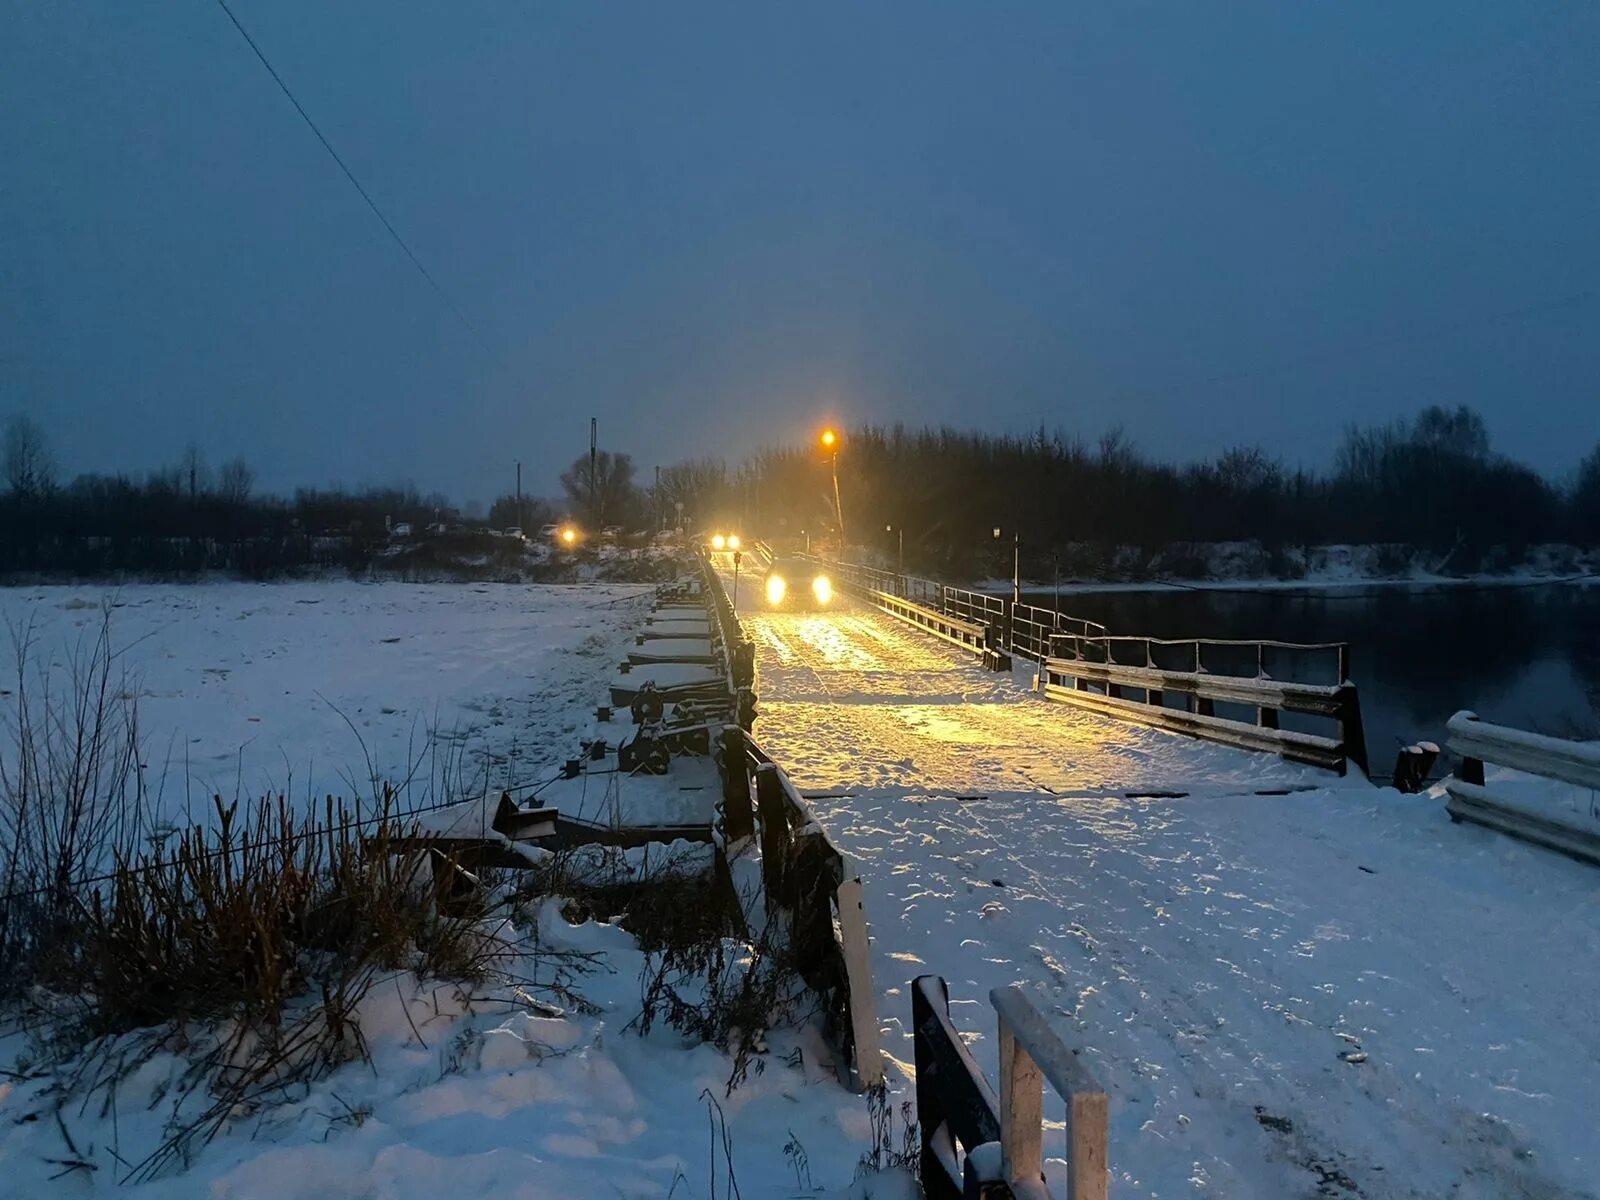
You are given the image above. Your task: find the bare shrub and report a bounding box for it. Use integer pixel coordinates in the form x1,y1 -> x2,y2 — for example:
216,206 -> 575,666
0,609 -> 147,997
18,793 -> 508,1184
855,1080 -> 919,1181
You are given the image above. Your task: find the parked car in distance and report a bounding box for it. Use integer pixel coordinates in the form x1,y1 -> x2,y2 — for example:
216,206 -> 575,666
600,525 -> 623,543
539,523 -> 560,539
503,526 -> 525,541
390,522 -> 412,539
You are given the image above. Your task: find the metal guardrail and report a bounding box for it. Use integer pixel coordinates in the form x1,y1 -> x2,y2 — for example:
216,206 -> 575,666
942,585 -> 1008,634
913,975 -> 1110,1200
1444,710 -> 1600,865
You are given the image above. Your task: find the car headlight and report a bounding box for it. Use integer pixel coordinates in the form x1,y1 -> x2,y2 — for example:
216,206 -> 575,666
711,534 -> 726,550
811,575 -> 832,604
727,534 -> 741,550
765,574 -> 787,605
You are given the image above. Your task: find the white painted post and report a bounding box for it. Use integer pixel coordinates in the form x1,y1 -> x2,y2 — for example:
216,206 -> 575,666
999,1019 -> 1044,1186
834,877 -> 884,1090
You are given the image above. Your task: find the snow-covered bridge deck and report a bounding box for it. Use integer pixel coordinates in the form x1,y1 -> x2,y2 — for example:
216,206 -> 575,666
739,591 -> 1600,1199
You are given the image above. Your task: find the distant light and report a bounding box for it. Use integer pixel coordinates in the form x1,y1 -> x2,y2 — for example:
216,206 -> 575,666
561,527 -> 578,545
812,575 -> 832,604
727,534 -> 741,550
820,429 -> 837,449
993,527 -> 1001,539
711,534 -> 726,550
765,574 -> 787,605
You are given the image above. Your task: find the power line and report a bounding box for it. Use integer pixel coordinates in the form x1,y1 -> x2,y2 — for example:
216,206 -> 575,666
210,0 -> 488,347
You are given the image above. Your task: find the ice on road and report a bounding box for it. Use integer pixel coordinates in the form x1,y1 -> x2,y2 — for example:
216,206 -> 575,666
743,595 -> 1600,1199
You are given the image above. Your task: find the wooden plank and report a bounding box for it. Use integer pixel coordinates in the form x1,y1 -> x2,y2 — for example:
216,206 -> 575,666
373,835 -> 540,870
835,877 -> 884,1090
999,1021 -> 1044,1187
991,986 -> 1109,1200
1042,678 -> 1345,772
1043,656 -> 1346,715
990,987 -> 1105,1105
861,588 -> 992,658
913,976 -> 1002,1152
1067,1090 -> 1110,1200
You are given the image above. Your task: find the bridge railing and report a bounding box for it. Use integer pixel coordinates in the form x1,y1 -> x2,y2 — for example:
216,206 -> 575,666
713,729 -> 884,1092
806,550 -> 1368,775
1042,632 -> 1366,776
1010,600 -> 1109,663
697,549 -> 755,726
1444,710 -> 1600,866
913,975 -> 1110,1200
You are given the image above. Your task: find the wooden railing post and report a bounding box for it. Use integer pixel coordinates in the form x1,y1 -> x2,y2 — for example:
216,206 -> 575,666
754,764 -> 790,899
1338,685 -> 1369,778
999,1020 -> 1044,1188
719,727 -> 753,841
991,986 -> 1109,1200
1193,642 -> 1216,716
834,877 -> 884,1091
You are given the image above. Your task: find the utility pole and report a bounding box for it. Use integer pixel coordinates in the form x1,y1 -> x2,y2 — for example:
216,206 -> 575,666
515,460 -> 522,530
589,417 -> 598,526
820,429 -> 845,546
654,464 -> 661,532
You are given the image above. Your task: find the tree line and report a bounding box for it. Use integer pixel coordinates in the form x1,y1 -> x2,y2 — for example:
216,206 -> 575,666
657,406 -> 1600,579
6,406 -> 1598,580
0,416 -> 660,577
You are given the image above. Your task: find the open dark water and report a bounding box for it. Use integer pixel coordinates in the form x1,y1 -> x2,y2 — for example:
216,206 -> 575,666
1020,583 -> 1600,775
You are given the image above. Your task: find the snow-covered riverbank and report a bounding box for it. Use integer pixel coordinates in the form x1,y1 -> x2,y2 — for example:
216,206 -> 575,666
0,581 -> 655,823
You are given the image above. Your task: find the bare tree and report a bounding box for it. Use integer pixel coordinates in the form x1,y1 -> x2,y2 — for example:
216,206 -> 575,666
217,457 -> 255,503
179,442 -> 209,499
560,449 -> 641,527
3,415 -> 55,497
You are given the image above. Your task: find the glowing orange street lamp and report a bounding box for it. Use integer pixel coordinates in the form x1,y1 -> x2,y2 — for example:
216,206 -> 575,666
820,428 -> 845,543
560,526 -> 578,547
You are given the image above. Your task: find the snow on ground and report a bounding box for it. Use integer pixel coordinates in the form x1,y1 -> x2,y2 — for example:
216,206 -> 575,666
968,542 -> 1600,592
0,581 -> 655,824
740,593 -> 1600,1199
0,582 -> 907,1199
0,881 -> 903,1199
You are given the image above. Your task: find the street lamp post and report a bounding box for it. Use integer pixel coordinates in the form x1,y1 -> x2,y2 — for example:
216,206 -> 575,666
994,526 -> 1019,604
821,428 -> 845,546
886,523 -> 903,576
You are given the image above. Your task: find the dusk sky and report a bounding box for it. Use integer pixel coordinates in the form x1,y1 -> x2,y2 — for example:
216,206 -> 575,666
4,1 -> 1597,504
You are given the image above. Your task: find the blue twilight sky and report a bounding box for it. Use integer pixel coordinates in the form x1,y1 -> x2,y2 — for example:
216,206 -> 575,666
3,1 -> 1597,504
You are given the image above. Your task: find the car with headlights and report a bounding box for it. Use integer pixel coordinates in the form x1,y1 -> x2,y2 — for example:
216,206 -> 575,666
762,556 -> 834,609
708,532 -> 743,552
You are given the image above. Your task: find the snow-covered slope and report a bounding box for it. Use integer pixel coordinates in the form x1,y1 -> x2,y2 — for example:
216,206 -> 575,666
0,581 -> 655,819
